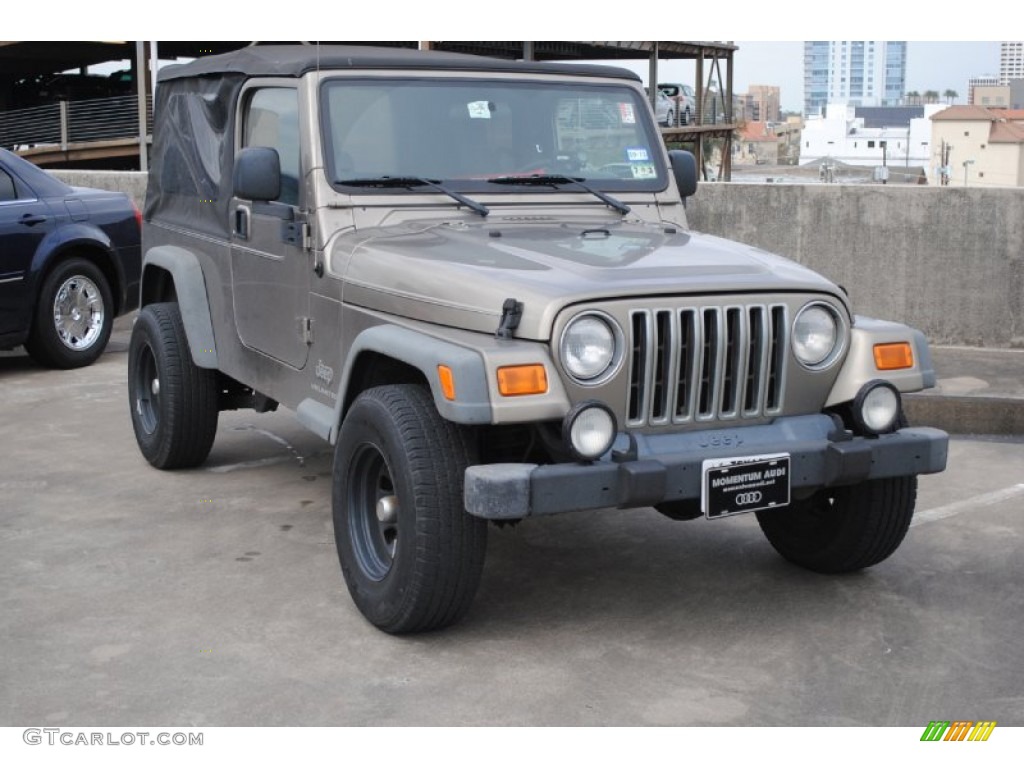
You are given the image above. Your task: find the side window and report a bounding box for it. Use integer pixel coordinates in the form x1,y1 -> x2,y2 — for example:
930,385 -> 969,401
243,87 -> 300,206
0,168 -> 17,202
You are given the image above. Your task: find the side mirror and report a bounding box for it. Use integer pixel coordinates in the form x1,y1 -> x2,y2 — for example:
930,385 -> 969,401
668,149 -> 698,199
234,146 -> 281,202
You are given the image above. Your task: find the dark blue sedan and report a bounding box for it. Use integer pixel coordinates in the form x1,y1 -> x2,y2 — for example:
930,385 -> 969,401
0,148 -> 141,368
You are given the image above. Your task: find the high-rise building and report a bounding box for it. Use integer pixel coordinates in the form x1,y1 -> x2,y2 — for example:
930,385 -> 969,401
803,41 -> 907,116
1000,41 -> 1024,85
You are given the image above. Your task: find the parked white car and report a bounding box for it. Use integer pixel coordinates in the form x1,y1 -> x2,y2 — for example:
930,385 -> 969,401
658,82 -> 696,126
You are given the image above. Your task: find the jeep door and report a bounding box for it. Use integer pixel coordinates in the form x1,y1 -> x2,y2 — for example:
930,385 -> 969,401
229,84 -> 311,370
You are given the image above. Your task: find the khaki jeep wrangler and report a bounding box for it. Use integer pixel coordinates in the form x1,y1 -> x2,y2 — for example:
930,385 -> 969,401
129,45 -> 948,633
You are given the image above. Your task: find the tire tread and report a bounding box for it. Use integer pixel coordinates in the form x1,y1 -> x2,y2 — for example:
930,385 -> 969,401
128,302 -> 218,469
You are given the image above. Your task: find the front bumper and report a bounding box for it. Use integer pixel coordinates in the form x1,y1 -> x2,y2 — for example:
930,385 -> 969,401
464,414 -> 948,519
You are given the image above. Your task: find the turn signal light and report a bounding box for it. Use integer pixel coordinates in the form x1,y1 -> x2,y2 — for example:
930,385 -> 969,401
437,365 -> 456,400
873,342 -> 914,371
497,365 -> 548,396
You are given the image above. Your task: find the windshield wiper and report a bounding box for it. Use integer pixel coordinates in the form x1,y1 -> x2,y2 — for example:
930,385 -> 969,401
334,176 -> 489,217
487,174 -> 631,215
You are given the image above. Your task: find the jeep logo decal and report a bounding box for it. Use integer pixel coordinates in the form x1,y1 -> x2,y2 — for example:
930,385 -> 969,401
315,359 -> 335,385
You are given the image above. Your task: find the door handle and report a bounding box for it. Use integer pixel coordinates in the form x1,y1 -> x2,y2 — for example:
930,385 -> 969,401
19,213 -> 47,226
234,208 -> 249,239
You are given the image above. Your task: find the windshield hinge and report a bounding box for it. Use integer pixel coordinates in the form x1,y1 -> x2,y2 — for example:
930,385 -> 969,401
495,298 -> 523,339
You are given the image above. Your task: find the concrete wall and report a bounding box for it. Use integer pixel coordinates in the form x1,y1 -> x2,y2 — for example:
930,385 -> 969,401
688,183 -> 1024,347
52,171 -> 1024,347
55,170 -> 148,210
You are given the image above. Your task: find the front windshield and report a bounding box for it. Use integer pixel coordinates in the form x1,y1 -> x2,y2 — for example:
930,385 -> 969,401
321,77 -> 667,192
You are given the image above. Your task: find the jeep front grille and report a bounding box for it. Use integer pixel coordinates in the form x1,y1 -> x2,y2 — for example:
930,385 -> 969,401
626,304 -> 788,427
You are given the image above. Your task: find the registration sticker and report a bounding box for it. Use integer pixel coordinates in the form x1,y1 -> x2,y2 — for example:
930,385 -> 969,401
701,453 -> 791,519
618,103 -> 636,124
626,147 -> 649,162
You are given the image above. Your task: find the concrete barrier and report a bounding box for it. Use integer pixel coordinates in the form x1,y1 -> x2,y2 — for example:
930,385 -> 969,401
688,183 -> 1024,348
55,170 -> 148,211
53,171 -> 1024,347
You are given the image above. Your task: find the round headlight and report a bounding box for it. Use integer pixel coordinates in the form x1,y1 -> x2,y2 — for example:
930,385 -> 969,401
560,314 -> 620,382
853,380 -> 902,435
793,304 -> 840,368
563,402 -> 617,461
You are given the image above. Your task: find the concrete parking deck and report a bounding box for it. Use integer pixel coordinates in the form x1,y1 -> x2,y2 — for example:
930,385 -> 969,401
1,324 -> 1022,726
907,345 -> 1024,435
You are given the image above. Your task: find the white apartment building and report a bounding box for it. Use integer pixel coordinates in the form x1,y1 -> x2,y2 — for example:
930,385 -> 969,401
1000,41 -> 1024,85
799,103 -> 945,177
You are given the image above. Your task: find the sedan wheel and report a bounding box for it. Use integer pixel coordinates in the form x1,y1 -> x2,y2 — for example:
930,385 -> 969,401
25,258 -> 112,369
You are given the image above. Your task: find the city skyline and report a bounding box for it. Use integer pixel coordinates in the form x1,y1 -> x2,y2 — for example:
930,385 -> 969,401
651,41 -> 1003,113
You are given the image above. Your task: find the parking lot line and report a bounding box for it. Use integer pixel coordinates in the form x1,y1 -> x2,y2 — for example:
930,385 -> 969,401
911,483 -> 1024,528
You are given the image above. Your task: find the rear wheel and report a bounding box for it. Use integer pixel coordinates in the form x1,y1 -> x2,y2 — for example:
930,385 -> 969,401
25,258 -> 113,369
128,302 -> 219,469
333,384 -> 487,634
755,475 -> 918,573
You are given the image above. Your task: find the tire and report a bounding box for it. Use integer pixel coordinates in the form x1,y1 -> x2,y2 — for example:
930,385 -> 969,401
127,302 -> 219,469
666,109 -> 676,127
332,384 -> 488,634
755,475 -> 918,573
25,257 -> 113,369
682,107 -> 692,126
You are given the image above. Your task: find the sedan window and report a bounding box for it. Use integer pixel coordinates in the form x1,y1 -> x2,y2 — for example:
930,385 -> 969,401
0,169 -> 17,202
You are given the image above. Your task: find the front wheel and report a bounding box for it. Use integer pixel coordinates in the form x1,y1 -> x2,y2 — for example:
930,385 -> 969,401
25,258 -> 113,369
128,302 -> 219,469
332,384 -> 487,634
755,475 -> 918,573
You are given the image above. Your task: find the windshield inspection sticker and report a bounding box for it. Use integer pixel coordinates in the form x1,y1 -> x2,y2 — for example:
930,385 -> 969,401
630,163 -> 656,179
618,103 -> 636,124
626,147 -> 649,162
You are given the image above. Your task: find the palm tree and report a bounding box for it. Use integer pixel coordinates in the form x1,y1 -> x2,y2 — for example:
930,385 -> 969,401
906,91 -> 920,105
944,89 -> 958,104
924,90 -> 940,104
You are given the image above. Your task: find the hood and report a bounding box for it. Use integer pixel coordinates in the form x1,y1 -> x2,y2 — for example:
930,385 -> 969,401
332,217 -> 846,340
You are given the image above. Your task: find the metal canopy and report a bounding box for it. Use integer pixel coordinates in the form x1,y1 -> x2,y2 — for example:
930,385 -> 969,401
0,41 -> 735,178
0,40 -> 737,74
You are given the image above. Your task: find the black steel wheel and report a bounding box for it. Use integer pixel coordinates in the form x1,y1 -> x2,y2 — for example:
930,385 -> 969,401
333,384 -> 487,634
127,302 -> 219,469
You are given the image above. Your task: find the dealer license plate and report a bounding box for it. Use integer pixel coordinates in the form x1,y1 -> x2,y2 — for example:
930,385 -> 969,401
701,454 -> 791,519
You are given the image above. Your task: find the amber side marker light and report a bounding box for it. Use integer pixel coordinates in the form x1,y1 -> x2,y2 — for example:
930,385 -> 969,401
497,365 -> 548,396
437,365 -> 456,400
873,342 -> 914,371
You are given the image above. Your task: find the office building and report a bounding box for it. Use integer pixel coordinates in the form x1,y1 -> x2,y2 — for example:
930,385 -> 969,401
803,41 -> 907,116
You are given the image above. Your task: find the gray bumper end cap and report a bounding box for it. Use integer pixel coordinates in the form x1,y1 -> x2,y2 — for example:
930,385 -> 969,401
465,463 -> 538,520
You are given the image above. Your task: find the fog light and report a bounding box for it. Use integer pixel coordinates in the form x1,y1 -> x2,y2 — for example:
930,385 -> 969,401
563,401 -> 617,462
853,380 -> 901,435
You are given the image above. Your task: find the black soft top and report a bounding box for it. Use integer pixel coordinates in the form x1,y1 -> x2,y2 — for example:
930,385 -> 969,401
158,44 -> 642,83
